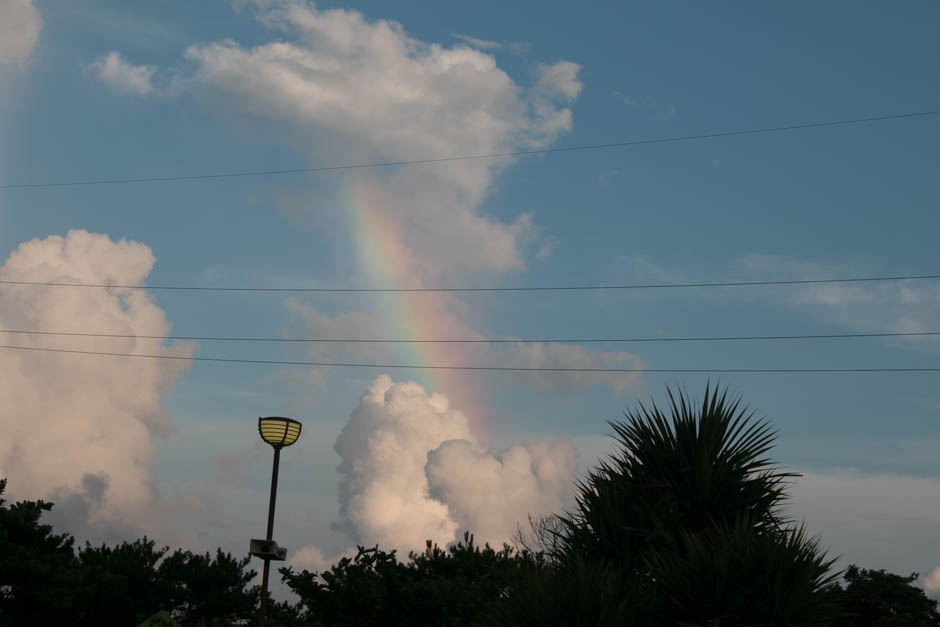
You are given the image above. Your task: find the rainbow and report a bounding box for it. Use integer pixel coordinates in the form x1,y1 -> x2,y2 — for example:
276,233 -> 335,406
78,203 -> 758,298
343,177 -> 489,442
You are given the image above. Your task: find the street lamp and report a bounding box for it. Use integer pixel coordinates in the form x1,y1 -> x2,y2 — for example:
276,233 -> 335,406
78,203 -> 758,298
251,416 -> 302,626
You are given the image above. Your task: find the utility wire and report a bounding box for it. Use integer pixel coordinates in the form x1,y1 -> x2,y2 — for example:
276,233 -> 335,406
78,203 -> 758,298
1,329 -> 938,344
0,344 -> 937,373
2,109 -> 938,190
1,273 -> 939,293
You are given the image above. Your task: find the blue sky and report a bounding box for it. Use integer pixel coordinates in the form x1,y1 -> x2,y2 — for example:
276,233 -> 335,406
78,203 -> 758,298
1,0 -> 939,591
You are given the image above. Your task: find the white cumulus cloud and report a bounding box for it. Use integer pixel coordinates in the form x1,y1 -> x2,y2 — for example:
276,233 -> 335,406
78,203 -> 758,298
0,230 -> 194,535
332,375 -> 577,553
91,51 -> 157,95
0,0 -> 42,67
334,375 -> 470,552
426,438 -> 576,547
178,0 -> 581,281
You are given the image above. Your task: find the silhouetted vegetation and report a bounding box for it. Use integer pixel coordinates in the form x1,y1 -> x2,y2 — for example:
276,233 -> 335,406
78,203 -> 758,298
0,478 -> 258,626
831,565 -> 940,626
481,385 -> 843,626
2,386 -> 939,626
0,478 -> 83,625
280,534 -> 542,626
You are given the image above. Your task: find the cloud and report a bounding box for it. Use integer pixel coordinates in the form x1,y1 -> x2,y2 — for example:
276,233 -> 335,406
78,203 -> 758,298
0,230 -> 194,536
609,252 -> 940,352
452,33 -> 503,51
0,0 -> 42,67
777,434 -> 940,478
501,342 -> 645,394
612,90 -> 632,106
176,0 -> 580,281
426,438 -> 576,547
44,473 -> 140,544
332,375 -> 577,553
923,567 -> 940,598
288,544 -> 356,573
94,3 -> 637,396
536,235 -> 558,262
158,480 -> 239,540
289,544 -> 333,572
96,2 -> 640,397
657,103 -> 678,119
284,298 -> 645,394
210,453 -> 245,487
452,32 -> 529,54
735,254 -> 940,348
613,253 -> 690,285
788,469 -> 940,580
91,51 -> 157,95
534,62 -> 581,102
333,375 -> 471,552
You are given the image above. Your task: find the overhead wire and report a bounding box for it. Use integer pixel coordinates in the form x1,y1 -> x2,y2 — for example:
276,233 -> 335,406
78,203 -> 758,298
0,328 -> 937,344
1,272 -> 938,293
2,108 -> 937,372
0,343 -> 937,373
1,109 -> 938,190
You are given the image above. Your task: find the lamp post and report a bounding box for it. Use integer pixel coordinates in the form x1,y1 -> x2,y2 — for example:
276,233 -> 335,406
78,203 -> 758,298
252,416 -> 302,627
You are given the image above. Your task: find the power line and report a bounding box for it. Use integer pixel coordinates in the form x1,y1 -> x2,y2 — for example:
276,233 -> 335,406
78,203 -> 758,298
1,273 -> 938,293
1,329 -> 938,344
2,109 -> 938,190
0,344 -> 937,373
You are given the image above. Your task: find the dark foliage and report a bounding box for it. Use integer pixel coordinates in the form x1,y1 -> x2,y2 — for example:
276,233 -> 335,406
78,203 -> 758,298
280,532 -> 542,626
557,385 -> 796,567
0,478 -> 84,626
477,555 -> 653,627
832,565 -> 940,627
158,547 -> 259,626
0,479 -> 260,626
487,385 -> 842,625
2,385 -> 937,626
76,538 -> 171,625
646,517 -> 840,626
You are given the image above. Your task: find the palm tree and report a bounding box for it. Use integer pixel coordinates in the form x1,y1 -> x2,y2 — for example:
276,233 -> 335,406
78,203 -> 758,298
483,384 -> 841,626
559,384 -> 795,566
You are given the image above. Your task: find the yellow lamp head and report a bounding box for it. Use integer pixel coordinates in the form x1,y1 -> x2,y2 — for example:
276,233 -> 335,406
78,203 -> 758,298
258,417 -> 302,448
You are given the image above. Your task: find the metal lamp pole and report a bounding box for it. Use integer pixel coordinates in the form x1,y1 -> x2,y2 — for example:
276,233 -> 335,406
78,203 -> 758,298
259,445 -> 281,626
252,417 -> 302,627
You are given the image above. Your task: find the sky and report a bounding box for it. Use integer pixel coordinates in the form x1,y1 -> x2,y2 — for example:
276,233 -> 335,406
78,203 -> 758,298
1,0 -> 940,596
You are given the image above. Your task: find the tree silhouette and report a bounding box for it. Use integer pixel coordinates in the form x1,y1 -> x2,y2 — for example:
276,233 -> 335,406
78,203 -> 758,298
485,384 -> 841,626
0,479 -> 84,625
3,385 -> 938,625
832,565 -> 940,626
76,538 -> 169,626
157,548 -> 259,625
280,532 -> 542,626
